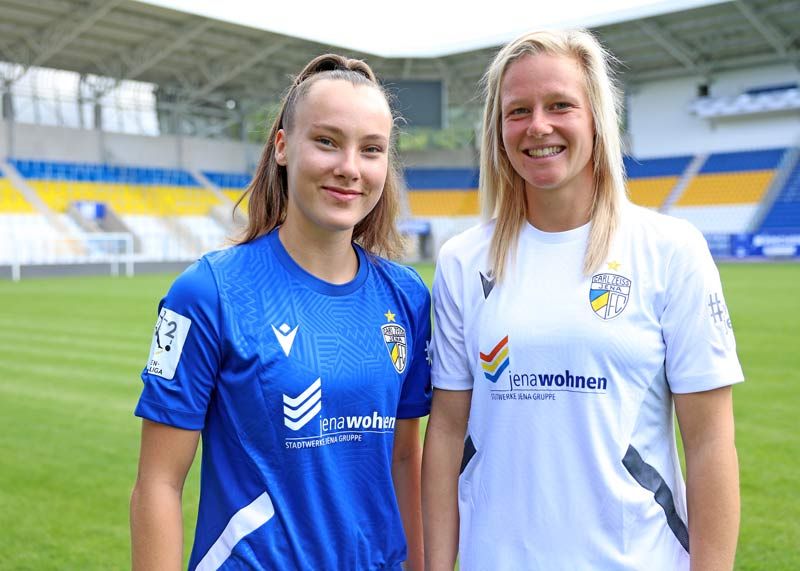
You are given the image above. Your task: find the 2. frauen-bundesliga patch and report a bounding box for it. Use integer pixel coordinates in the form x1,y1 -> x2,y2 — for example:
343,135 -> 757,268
146,307 -> 191,379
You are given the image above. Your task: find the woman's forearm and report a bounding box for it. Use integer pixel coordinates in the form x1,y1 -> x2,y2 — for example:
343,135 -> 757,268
422,389 -> 471,571
130,479 -> 185,571
393,418 -> 424,571
685,439 -> 740,571
422,422 -> 462,570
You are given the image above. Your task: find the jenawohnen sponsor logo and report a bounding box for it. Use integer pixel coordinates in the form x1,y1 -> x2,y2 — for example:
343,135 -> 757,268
490,368 -> 609,401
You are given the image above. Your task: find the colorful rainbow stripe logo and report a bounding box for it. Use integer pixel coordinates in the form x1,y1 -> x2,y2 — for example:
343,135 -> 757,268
480,335 -> 509,383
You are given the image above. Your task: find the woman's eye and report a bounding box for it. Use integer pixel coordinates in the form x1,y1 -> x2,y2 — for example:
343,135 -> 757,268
552,102 -> 572,110
364,145 -> 384,154
509,108 -> 528,116
316,137 -> 335,146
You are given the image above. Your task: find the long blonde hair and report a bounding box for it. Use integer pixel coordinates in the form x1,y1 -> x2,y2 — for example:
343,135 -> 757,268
480,29 -> 627,280
234,54 -> 404,259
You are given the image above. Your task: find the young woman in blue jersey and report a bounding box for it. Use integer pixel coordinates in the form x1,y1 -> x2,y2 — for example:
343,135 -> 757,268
422,30 -> 743,570
131,54 -> 431,570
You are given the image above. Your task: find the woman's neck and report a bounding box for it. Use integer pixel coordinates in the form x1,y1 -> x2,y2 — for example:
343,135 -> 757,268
277,223 -> 359,285
524,167 -> 594,232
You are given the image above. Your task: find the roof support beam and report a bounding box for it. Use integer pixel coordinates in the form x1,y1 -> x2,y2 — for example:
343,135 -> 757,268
402,58 -> 413,79
117,18 -> 213,81
733,0 -> 788,57
637,20 -> 701,73
184,40 -> 289,103
26,0 -> 124,72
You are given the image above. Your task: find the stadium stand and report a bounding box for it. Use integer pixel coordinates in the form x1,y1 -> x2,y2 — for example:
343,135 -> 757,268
624,155 -> 693,209
665,148 -> 787,235
401,168 -> 481,256
203,171 -> 251,206
1,0 -> 798,277
0,170 -> 35,213
405,168 -> 480,217
7,159 -> 229,261
758,154 -> 800,234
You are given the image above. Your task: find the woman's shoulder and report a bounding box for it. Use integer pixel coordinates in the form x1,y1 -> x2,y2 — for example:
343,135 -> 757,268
622,202 -> 705,247
369,253 -> 429,297
440,220 -> 494,253
437,220 -> 495,269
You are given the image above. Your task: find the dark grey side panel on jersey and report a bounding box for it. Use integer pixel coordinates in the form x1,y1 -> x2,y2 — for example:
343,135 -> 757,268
460,435 -> 477,474
622,445 -> 690,553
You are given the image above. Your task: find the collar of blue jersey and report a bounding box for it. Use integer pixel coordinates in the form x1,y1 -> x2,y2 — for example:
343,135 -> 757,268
266,228 -> 369,296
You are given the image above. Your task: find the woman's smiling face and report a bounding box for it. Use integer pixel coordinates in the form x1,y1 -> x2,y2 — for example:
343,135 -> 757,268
276,78 -> 393,237
500,52 -> 595,203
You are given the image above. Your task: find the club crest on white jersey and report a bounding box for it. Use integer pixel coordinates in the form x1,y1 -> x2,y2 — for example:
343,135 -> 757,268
590,272 -> 632,320
147,307 -> 191,380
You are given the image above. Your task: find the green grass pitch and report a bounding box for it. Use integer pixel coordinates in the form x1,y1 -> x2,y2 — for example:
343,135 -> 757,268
0,263 -> 797,569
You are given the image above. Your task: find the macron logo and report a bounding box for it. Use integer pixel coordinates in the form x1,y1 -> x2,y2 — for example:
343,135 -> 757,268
283,378 -> 322,431
272,323 -> 299,357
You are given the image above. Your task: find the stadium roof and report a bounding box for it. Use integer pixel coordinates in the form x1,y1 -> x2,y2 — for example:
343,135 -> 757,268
140,0 -> 727,59
0,0 -> 798,113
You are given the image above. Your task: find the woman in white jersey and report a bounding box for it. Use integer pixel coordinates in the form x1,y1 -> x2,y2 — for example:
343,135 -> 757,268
422,29 -> 743,570
131,55 -> 431,570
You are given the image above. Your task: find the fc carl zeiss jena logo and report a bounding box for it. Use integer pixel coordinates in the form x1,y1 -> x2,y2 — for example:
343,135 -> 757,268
590,272 -> 632,320
381,310 -> 407,374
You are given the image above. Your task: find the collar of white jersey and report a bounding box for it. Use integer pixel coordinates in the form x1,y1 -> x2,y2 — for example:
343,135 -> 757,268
521,219 -> 591,244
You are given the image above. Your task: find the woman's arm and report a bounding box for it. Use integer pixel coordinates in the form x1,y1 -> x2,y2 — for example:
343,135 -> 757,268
392,417 -> 424,571
674,386 -> 739,571
422,388 -> 472,571
130,419 -> 201,571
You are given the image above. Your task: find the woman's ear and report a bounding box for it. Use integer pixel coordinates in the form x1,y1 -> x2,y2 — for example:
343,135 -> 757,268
275,129 -> 288,166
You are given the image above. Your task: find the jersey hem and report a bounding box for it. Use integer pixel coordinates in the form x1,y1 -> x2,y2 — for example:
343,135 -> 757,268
134,397 -> 205,430
669,374 -> 744,394
396,402 -> 432,419
431,376 -> 474,391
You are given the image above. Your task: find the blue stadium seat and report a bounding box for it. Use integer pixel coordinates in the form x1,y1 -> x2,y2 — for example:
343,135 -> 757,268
758,159 -> 800,233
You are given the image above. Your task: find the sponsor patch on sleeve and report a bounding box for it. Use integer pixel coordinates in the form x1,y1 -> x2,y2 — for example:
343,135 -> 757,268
146,308 -> 192,380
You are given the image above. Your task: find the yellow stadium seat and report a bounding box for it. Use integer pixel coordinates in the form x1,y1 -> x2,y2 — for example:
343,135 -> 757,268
407,190 -> 479,217
28,180 -> 222,216
626,176 -> 677,208
0,180 -> 36,213
675,171 -> 775,206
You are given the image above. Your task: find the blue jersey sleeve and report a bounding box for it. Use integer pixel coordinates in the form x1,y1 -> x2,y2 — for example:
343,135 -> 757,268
135,258 -> 222,430
396,271 -> 432,419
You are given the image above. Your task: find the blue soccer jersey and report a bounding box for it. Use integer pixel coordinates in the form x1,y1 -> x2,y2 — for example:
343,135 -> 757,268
135,229 -> 431,570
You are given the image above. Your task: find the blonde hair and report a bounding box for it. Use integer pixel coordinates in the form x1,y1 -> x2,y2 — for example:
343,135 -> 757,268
234,54 -> 404,259
480,29 -> 627,280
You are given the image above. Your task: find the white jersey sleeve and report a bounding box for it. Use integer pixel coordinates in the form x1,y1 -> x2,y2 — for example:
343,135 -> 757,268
431,239 -> 474,390
661,222 -> 744,393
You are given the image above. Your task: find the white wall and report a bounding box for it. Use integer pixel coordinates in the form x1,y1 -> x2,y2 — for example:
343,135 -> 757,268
627,63 -> 800,158
402,148 -> 477,168
0,120 -> 104,162
0,120 -> 261,172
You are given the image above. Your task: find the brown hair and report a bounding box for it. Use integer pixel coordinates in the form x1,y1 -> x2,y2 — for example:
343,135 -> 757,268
234,54 -> 404,259
480,29 -> 627,280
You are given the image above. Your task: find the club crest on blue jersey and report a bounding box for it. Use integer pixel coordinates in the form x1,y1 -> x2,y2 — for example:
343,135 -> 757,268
590,269 -> 632,320
381,310 -> 407,374
480,335 -> 509,382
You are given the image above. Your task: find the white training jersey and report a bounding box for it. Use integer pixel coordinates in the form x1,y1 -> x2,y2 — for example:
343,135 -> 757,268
431,203 -> 744,571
